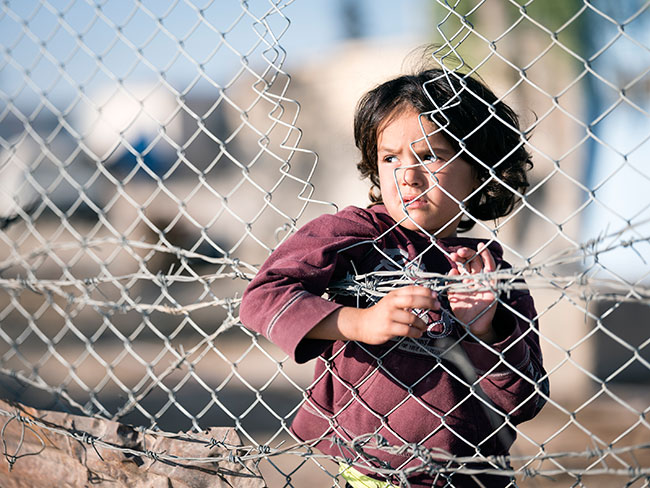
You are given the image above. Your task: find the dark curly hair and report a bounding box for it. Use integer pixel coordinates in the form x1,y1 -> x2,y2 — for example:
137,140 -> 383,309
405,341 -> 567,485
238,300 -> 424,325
354,67 -> 532,232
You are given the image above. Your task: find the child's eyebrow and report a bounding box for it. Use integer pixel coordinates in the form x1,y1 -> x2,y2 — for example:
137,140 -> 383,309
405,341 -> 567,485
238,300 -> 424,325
377,144 -> 400,153
377,139 -> 458,157
377,144 -> 457,160
377,141 -> 448,152
413,145 -> 457,159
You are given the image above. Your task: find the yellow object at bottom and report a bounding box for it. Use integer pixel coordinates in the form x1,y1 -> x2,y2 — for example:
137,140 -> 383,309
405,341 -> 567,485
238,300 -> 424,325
338,464 -> 399,488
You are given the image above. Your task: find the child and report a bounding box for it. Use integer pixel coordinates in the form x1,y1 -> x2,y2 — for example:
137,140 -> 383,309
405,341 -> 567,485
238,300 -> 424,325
240,64 -> 548,488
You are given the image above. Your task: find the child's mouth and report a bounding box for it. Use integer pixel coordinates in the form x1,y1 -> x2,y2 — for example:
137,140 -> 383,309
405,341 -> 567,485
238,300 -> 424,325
403,196 -> 427,209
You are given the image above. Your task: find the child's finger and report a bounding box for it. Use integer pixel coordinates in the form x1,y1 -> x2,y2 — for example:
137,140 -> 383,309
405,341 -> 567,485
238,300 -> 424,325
391,285 -> 439,302
395,322 -> 425,339
449,247 -> 476,274
393,285 -> 437,297
454,247 -> 475,259
454,246 -> 494,275
477,244 -> 496,273
448,266 -> 471,290
407,315 -> 428,333
387,311 -> 426,338
466,249 -> 487,275
391,293 -> 440,314
391,308 -> 424,328
448,252 -> 464,275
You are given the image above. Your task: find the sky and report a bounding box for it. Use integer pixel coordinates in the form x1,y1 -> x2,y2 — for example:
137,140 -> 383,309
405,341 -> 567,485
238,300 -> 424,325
0,0 -> 431,109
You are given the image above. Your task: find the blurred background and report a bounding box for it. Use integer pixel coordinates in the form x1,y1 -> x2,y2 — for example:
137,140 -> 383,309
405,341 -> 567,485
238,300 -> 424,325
1,1 -> 649,486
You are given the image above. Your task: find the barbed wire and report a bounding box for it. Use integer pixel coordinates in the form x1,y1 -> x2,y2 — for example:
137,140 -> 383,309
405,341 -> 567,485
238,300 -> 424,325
1,225 -> 649,317
0,404 -> 648,486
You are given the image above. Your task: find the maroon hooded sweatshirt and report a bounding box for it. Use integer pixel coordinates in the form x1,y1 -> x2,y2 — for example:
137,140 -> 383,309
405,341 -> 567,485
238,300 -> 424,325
240,205 -> 548,487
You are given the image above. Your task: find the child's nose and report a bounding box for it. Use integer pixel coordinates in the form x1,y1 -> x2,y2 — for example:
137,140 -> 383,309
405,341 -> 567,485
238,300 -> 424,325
401,165 -> 424,187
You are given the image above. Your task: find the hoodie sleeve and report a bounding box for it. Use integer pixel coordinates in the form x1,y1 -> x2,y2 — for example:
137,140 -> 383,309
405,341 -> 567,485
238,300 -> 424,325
458,248 -> 548,425
239,207 -> 380,363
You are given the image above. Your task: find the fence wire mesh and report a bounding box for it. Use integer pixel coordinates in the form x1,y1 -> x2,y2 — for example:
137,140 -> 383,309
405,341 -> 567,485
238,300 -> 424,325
0,0 -> 649,487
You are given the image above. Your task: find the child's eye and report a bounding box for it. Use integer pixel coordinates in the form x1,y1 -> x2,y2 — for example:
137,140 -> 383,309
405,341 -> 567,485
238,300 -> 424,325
422,154 -> 446,164
421,154 -> 438,163
383,155 -> 398,163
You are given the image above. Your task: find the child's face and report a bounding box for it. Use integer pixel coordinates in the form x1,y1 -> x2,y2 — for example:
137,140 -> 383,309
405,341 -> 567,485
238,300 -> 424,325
377,106 -> 478,237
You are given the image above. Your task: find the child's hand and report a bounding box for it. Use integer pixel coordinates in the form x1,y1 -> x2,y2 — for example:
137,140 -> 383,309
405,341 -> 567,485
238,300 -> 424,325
307,286 -> 439,345
447,245 -> 499,343
353,286 -> 439,344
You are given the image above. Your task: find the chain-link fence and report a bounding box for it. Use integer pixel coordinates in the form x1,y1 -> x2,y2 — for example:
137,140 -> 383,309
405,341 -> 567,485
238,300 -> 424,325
0,1 -> 649,487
